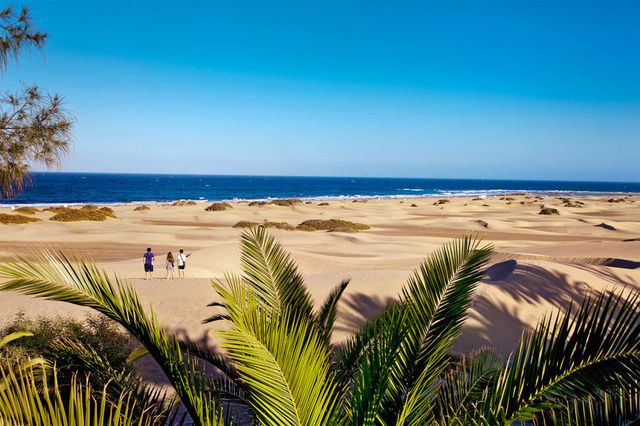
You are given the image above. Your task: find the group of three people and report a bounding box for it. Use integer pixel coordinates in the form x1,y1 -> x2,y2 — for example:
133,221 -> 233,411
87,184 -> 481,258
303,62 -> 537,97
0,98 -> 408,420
143,248 -> 189,280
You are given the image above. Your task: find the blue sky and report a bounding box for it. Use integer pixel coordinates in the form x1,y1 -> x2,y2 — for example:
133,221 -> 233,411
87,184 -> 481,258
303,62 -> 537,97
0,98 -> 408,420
4,0 -> 640,181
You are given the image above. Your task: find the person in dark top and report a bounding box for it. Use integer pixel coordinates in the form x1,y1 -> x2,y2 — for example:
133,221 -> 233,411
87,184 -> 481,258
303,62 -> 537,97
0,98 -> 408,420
143,247 -> 155,280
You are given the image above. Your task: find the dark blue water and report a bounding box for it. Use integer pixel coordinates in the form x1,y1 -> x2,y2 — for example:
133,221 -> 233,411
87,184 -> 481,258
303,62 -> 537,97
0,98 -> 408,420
2,173 -> 639,205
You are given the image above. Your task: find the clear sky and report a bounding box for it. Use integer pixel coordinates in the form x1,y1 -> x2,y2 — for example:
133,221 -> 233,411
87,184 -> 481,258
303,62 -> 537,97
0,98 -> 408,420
4,0 -> 640,181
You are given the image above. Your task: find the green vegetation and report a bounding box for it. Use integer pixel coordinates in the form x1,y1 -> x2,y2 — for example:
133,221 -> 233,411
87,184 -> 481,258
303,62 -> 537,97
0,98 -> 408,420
539,207 -> 560,215
297,219 -> 370,232
0,230 -> 639,424
49,206 -> 116,221
13,206 -> 39,214
205,202 -> 233,211
233,220 -> 296,231
270,198 -> 303,206
172,200 -> 197,206
0,213 -> 41,224
0,5 -> 74,199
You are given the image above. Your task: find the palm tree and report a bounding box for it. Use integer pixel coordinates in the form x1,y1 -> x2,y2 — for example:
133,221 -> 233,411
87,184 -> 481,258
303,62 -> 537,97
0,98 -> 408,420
1,4 -> 73,199
0,228 -> 638,424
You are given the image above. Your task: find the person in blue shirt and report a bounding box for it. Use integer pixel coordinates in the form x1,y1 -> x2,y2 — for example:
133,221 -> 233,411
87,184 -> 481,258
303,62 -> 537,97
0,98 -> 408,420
143,247 -> 155,280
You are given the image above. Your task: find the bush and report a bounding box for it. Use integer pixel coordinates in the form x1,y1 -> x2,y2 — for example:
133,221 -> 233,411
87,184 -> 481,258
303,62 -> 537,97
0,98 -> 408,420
172,200 -> 196,206
434,199 -> 450,205
318,202 -> 330,206
13,207 -> 39,215
270,199 -> 302,207
0,313 -> 135,390
205,202 -> 233,211
0,213 -> 41,224
296,219 -> 370,232
539,207 -> 560,215
48,206 -> 116,222
43,206 -> 73,214
133,205 -> 150,211
248,201 -> 269,207
233,221 -> 295,231
410,204 -> 418,207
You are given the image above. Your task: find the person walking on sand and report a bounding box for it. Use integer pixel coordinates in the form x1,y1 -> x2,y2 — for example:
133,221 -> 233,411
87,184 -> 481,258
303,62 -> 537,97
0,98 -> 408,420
143,247 -> 155,280
177,249 -> 190,279
165,252 -> 176,280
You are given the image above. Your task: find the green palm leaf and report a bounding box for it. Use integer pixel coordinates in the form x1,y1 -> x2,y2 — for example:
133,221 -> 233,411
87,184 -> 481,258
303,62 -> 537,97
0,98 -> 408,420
239,227 -> 314,319
481,288 -> 640,423
0,364 -> 156,425
434,348 -> 502,425
315,279 -> 350,346
213,276 -> 340,426
0,252 -> 224,425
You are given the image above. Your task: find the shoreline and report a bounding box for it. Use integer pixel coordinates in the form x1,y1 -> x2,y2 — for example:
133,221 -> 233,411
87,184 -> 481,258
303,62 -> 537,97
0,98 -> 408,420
1,191 -> 638,209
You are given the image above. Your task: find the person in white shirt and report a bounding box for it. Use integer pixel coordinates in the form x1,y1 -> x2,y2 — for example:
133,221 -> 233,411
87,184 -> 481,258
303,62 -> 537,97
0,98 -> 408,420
177,249 -> 189,278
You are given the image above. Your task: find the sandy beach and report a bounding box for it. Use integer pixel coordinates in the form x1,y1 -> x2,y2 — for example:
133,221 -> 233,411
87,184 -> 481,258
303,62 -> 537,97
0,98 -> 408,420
1,195 -> 639,365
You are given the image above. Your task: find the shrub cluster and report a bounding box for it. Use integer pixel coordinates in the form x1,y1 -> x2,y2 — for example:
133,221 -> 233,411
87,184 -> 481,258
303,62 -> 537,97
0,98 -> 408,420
205,202 -> 233,211
0,213 -> 41,224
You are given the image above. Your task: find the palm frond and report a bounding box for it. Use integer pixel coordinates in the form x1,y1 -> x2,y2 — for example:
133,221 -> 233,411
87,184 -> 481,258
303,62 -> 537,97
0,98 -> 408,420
0,252 -> 224,425
343,306 -> 407,425
0,364 -> 156,425
434,348 -> 502,424
315,279 -> 350,346
481,288 -> 640,423
239,227 -> 314,319
541,387 -> 640,426
387,236 -> 493,422
213,279 -> 339,426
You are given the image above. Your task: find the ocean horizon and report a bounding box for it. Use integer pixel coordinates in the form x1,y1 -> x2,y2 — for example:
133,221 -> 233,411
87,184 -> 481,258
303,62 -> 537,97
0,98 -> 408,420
2,172 -> 639,206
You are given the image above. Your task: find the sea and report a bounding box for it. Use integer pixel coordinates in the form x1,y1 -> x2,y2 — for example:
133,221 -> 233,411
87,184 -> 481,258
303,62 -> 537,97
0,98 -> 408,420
2,173 -> 639,206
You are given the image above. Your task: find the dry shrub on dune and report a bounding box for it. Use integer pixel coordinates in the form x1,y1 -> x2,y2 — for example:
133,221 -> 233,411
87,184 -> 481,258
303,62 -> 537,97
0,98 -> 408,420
172,200 -> 197,206
205,202 -> 233,211
233,221 -> 295,231
318,202 -> 329,206
133,205 -> 150,211
270,199 -> 303,207
434,199 -> 450,205
13,207 -> 40,215
296,219 -> 370,232
50,206 -> 116,222
539,207 -> 560,215
43,206 -> 73,214
0,213 -> 41,224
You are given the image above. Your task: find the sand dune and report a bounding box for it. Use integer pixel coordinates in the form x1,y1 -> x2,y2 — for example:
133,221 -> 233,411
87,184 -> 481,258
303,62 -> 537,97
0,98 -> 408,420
1,195 -> 639,363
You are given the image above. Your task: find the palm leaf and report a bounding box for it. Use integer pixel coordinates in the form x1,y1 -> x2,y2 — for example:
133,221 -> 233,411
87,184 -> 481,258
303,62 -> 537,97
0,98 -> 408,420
481,288 -> 640,423
0,364 -> 156,425
0,252 -> 224,425
434,348 -> 502,425
315,279 -> 350,346
239,227 -> 314,319
213,278 -> 339,426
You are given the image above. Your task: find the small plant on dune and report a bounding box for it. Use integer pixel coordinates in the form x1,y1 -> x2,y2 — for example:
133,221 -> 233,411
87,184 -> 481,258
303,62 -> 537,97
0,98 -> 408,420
434,199 -> 450,205
0,230 -> 639,424
205,202 -> 233,211
233,220 -> 296,231
0,212 -> 41,224
270,199 -> 303,207
13,206 -> 39,215
43,206 -> 72,214
49,206 -> 116,221
172,200 -> 197,206
133,205 -> 151,211
539,207 -> 560,215
296,219 -> 370,232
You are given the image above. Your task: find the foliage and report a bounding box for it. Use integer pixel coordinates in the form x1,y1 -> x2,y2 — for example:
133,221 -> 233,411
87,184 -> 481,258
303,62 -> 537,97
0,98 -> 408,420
0,231 -> 639,424
13,206 -> 38,214
0,212 -> 40,223
296,219 -> 370,232
1,5 -> 74,199
49,206 -> 116,221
